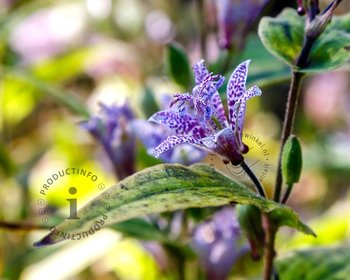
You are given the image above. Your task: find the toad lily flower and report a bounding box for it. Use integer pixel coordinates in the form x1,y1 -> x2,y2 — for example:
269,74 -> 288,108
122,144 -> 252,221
192,207 -> 249,280
149,59 -> 261,167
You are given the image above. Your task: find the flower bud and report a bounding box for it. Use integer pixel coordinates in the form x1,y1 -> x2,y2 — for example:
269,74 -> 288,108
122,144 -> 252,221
282,135 -> 302,186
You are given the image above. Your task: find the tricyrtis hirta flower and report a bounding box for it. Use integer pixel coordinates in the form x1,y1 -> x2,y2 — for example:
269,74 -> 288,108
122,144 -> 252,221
149,59 -> 261,166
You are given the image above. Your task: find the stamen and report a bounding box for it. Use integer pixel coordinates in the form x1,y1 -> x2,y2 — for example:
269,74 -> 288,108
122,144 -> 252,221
211,116 -> 223,130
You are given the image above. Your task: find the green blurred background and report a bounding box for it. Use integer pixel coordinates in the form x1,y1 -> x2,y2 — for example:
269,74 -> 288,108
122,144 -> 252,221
0,0 -> 350,279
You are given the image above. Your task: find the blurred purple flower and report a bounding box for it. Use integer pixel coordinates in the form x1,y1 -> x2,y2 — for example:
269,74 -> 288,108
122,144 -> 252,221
192,207 -> 248,280
10,5 -> 85,63
149,59 -> 262,165
215,0 -> 269,49
80,103 -> 135,180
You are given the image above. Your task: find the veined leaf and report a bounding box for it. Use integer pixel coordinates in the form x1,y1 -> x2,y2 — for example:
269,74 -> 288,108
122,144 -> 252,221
259,8 -> 350,72
33,164 -> 315,247
276,246 -> 350,280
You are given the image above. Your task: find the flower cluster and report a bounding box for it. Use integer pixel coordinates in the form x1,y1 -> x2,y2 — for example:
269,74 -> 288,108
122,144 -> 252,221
149,59 -> 262,165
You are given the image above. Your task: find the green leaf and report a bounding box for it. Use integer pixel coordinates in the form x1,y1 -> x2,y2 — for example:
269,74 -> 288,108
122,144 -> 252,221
276,246 -> 350,280
165,42 -> 192,88
267,207 -> 314,236
258,8 -> 350,72
258,8 -> 304,67
108,218 -> 168,242
33,164 -> 315,247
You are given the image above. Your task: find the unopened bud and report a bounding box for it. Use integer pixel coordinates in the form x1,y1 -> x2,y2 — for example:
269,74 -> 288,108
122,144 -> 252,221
282,135 -> 302,186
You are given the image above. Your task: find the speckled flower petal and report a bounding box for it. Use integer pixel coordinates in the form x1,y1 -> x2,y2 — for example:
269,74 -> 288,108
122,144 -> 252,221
235,85 -> 262,141
152,135 -> 202,158
234,99 -> 246,145
131,119 -> 206,165
211,91 -> 228,128
227,60 -> 250,129
170,93 -> 192,112
245,85 -> 262,100
149,110 -> 209,138
193,59 -> 210,84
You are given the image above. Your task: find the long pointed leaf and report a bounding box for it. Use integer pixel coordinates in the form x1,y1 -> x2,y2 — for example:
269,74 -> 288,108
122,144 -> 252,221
34,164 -> 315,247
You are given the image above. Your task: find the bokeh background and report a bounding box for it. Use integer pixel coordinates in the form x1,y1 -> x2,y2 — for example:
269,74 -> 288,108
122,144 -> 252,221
0,0 -> 350,279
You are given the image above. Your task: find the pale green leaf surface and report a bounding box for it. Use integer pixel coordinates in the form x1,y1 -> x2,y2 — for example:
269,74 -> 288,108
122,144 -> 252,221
34,164 -> 315,247
276,246 -> 350,280
258,8 -> 304,66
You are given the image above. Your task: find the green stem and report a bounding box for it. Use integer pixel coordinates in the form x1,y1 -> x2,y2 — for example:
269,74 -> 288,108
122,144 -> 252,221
240,161 -> 266,198
273,71 -> 304,202
263,216 -> 277,280
281,184 -> 293,204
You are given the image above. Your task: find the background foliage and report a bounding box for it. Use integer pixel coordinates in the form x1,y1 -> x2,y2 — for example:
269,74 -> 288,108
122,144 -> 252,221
1,0 -> 350,279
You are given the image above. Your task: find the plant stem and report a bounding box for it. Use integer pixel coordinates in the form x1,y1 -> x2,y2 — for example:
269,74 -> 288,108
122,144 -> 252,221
240,160 -> 266,198
263,216 -> 277,280
281,184 -> 293,204
295,35 -> 316,68
273,71 -> 304,202
0,221 -> 49,231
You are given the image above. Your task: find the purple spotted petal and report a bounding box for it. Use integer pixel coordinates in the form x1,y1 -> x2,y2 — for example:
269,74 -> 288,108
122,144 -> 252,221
235,86 -> 261,142
193,59 -> 210,84
211,91 -> 228,128
227,60 -> 250,129
244,85 -> 262,100
152,135 -> 202,158
149,110 -> 209,139
131,120 -> 206,165
170,93 -> 192,112
234,99 -> 246,147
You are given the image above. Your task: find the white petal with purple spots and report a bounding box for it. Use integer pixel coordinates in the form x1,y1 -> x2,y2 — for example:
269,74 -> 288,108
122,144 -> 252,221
149,110 -> 209,139
152,135 -> 203,158
227,60 -> 250,129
